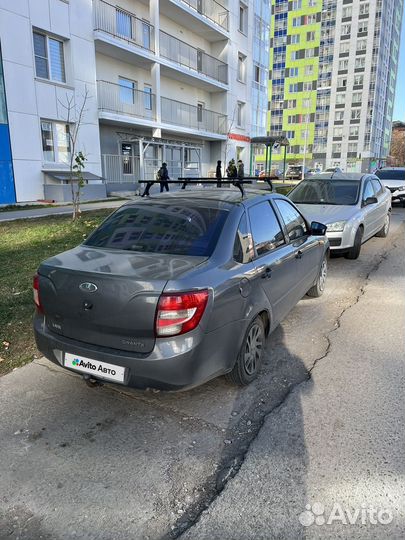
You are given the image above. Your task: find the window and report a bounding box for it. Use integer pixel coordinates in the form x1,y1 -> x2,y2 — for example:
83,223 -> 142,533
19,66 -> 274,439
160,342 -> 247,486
119,77 -> 136,104
306,31 -> 316,42
332,142 -> 342,153
291,34 -> 300,44
286,130 -> 295,139
305,48 -> 315,58
352,92 -> 362,104
355,57 -> 366,69
274,199 -> 307,241
233,213 -> 253,263
303,98 -> 311,108
342,6 -> 352,18
358,21 -> 368,34
197,102 -> 204,122
85,204 -> 229,256
142,22 -> 151,49
237,52 -> 246,82
249,202 -> 285,256
351,109 -> 361,120
254,65 -> 261,84
339,59 -> 349,70
305,65 -> 314,76
357,39 -> 367,52
335,110 -> 344,121
289,83 -> 299,93
237,101 -> 244,127
336,93 -> 346,105
292,0 -> 302,9
340,42 -> 350,54
303,81 -> 313,91
350,126 -> 359,136
121,143 -> 133,175
338,76 -> 347,88
287,99 -> 297,108
371,178 -> 383,195
33,31 -> 65,83
144,84 -> 152,110
333,127 -> 343,137
306,14 -> 317,24
363,180 -> 375,201
41,120 -> 70,163
116,8 -> 132,39
354,74 -> 364,86
359,3 -> 369,15
348,142 -> 358,153
292,17 -> 301,27
341,24 -> 351,36
289,67 -> 299,77
239,2 -> 247,34
308,0 -> 317,5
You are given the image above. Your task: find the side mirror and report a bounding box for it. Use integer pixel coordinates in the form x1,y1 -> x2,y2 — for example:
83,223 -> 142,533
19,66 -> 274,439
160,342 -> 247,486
363,196 -> 378,206
310,221 -> 327,236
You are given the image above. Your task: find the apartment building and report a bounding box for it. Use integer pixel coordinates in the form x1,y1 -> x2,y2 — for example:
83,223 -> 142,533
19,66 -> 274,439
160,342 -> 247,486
266,0 -> 403,173
0,0 -> 269,204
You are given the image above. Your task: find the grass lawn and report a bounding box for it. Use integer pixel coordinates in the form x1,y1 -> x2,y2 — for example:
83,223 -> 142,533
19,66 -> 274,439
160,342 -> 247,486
0,210 -> 112,376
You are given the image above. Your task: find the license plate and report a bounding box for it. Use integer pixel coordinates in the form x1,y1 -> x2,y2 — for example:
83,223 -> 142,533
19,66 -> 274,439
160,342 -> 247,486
64,353 -> 126,383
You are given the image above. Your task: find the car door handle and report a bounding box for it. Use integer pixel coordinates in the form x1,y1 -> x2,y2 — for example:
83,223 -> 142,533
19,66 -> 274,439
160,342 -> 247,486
261,266 -> 272,279
295,250 -> 303,259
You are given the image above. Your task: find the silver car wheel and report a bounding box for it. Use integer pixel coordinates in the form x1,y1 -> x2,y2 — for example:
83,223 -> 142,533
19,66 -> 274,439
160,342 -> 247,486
318,258 -> 328,292
244,323 -> 263,375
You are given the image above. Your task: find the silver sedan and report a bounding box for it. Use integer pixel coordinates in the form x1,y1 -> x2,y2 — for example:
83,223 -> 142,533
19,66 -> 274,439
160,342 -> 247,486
288,173 -> 392,259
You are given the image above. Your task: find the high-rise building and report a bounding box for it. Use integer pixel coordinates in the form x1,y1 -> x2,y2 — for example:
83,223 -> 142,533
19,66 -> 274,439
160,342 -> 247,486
266,0 -> 404,174
0,0 -> 269,204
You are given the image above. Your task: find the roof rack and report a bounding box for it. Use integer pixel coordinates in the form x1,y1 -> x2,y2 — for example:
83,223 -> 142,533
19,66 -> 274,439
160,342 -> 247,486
139,176 -> 275,197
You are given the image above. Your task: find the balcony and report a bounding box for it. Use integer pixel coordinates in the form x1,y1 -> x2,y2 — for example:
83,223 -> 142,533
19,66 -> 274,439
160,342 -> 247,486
159,30 -> 228,89
93,0 -> 155,67
161,96 -> 227,137
97,81 -> 227,138
160,0 -> 229,41
97,80 -> 157,127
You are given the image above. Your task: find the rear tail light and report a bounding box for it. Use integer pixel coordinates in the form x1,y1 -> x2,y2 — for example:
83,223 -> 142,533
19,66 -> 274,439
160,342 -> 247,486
156,290 -> 209,337
33,273 -> 43,313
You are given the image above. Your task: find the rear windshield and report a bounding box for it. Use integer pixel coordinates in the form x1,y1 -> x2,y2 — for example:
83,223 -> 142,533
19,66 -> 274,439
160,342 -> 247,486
84,203 -> 229,256
289,179 -> 360,205
375,170 -> 405,181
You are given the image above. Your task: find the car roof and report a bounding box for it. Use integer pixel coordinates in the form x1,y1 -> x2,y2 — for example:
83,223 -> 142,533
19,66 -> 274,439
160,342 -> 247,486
304,172 -> 368,182
121,187 -> 282,210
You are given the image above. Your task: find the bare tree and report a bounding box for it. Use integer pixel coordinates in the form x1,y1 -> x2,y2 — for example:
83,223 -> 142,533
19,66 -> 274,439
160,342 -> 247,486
389,132 -> 405,166
59,88 -> 90,220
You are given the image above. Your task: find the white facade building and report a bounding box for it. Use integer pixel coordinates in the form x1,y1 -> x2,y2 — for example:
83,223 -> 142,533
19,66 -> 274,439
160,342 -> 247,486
0,0 -> 269,203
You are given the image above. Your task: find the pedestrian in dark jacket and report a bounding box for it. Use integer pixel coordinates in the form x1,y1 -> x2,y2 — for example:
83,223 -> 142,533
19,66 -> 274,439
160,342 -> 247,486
216,160 -> 222,187
226,159 -> 237,179
159,162 -> 170,193
237,160 -> 245,180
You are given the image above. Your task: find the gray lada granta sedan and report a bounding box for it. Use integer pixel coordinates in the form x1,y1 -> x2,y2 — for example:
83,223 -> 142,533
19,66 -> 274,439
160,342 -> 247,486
33,188 -> 329,390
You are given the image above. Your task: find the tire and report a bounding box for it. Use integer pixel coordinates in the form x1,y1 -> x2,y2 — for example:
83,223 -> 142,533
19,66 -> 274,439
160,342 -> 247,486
375,213 -> 390,238
345,227 -> 363,260
307,255 -> 328,298
226,316 -> 265,386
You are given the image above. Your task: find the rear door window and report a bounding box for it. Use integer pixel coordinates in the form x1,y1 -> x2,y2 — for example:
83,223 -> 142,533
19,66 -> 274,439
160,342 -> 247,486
248,202 -> 285,257
274,199 -> 308,241
233,213 -> 253,263
84,204 -> 228,256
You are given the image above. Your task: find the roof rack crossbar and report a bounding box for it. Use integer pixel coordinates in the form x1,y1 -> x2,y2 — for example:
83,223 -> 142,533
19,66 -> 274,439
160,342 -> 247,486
139,177 -> 276,197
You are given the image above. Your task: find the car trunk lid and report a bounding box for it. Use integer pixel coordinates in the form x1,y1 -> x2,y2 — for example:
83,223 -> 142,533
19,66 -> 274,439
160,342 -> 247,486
38,246 -> 207,354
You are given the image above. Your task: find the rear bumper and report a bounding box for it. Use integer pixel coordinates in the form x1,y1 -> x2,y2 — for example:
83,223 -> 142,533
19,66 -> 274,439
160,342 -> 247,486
34,314 -> 244,391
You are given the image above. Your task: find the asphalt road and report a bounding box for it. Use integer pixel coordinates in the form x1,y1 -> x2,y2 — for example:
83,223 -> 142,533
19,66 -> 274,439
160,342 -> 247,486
0,207 -> 404,540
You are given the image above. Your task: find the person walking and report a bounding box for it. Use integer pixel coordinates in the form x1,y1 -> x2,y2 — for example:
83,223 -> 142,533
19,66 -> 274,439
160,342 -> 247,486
216,160 -> 222,187
237,159 -> 245,180
226,159 -> 237,179
159,162 -> 170,193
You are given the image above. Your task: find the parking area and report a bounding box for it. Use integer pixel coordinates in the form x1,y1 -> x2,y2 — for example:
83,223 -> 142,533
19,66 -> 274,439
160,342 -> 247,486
0,207 -> 404,540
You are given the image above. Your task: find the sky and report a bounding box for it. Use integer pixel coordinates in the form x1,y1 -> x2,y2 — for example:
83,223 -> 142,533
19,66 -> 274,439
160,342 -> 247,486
393,7 -> 405,121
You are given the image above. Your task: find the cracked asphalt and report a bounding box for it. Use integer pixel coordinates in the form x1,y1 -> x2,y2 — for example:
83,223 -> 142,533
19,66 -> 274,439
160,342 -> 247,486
0,208 -> 404,540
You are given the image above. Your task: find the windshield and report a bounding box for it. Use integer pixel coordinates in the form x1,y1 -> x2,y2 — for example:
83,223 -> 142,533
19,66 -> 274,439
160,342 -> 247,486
375,170 -> 405,181
84,203 -> 229,256
289,179 -> 360,205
